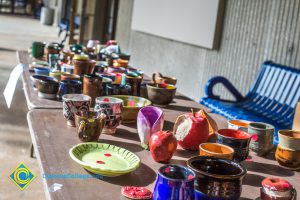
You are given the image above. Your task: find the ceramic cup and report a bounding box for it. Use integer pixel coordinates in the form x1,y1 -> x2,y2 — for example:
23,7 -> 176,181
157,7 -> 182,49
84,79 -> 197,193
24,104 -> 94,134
62,94 -> 91,127
152,72 -> 177,85
60,73 -> 81,81
126,75 -> 143,96
275,144 -> 300,170
37,78 -> 59,99
31,41 -> 45,58
73,58 -> 96,76
137,106 -> 164,149
199,143 -> 234,160
260,177 -> 296,200
34,67 -> 50,76
30,75 -> 56,90
101,77 -> 113,96
153,165 -> 196,200
146,83 -> 176,105
83,74 -> 103,107
248,122 -> 274,156
94,96 -> 123,135
278,130 -> 300,151
61,64 -> 74,74
228,119 -> 250,132
106,84 -> 131,96
75,110 -> 106,142
49,71 -> 68,81
216,129 -> 252,162
188,156 -> 246,200
58,80 -> 82,99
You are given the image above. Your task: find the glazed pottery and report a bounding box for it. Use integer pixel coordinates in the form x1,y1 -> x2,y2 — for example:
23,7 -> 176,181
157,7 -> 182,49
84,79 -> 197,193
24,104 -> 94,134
261,177 -> 296,200
275,145 -> 300,170
31,41 -> 45,58
30,75 -> 56,90
70,44 -> 84,54
60,73 -> 81,81
94,96 -> 123,134
62,94 -> 91,127
153,165 -> 196,200
61,64 -> 74,74
112,95 -> 152,123
228,119 -> 250,132
126,75 -> 142,96
44,42 -> 61,62
216,129 -> 251,162
121,187 -> 152,199
107,66 -> 126,74
58,80 -> 82,99
152,72 -> 177,85
248,122 -> 274,156
73,57 -> 96,76
96,72 -> 116,82
49,71 -> 68,81
69,142 -> 140,177
75,110 -> 106,142
34,67 -> 50,76
113,59 -> 128,68
149,131 -> 177,163
82,74 -> 103,107
87,40 -> 99,49
93,61 -> 107,74
199,143 -> 234,160
37,78 -> 59,99
187,156 -> 246,200
48,53 -> 59,68
140,83 -> 148,99
106,84 -> 131,95
101,77 -> 113,95
119,52 -> 131,61
278,130 -> 300,151
147,83 -> 176,105
173,111 -> 209,150
137,106 -> 164,149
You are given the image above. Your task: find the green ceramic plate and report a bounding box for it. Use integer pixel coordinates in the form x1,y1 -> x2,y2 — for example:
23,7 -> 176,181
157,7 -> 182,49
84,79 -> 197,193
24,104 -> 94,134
69,143 -> 140,177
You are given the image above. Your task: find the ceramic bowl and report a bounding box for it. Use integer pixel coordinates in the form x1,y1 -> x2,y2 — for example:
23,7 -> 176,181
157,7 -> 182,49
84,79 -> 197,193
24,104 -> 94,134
216,129 -> 252,162
112,95 -> 152,123
49,71 -> 68,81
69,142 -> 140,177
146,83 -> 176,105
152,72 -> 177,85
37,78 -> 59,99
30,75 -> 56,89
34,67 -> 50,76
58,80 -> 82,99
278,130 -> 300,151
187,156 -> 246,200
106,84 -> 131,95
60,73 -> 81,81
275,144 -> 300,170
107,66 -> 126,73
227,119 -> 250,132
199,143 -> 234,160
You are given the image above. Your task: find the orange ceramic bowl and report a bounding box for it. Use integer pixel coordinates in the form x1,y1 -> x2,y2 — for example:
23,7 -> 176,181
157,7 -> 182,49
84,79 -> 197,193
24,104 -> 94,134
199,143 -> 234,160
275,144 -> 300,170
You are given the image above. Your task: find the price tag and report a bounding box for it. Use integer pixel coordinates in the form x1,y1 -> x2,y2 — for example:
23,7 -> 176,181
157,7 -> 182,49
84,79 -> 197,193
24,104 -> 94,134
3,64 -> 24,108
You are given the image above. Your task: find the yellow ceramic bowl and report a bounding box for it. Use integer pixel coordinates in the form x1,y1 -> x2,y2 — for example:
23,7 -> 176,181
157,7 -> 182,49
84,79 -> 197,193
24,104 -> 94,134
199,143 -> 234,160
275,144 -> 300,170
112,95 -> 152,123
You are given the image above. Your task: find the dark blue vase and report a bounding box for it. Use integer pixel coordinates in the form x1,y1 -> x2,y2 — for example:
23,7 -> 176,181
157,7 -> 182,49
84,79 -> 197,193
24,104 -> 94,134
58,80 -> 82,99
153,165 -> 196,200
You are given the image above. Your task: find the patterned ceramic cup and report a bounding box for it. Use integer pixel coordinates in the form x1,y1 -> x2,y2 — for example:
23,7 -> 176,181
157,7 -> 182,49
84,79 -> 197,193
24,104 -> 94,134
62,94 -> 91,127
228,120 -> 250,132
94,96 -> 123,134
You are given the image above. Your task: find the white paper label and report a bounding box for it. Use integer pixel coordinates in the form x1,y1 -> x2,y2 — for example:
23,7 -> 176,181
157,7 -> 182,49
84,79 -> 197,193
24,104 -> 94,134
3,64 -> 24,108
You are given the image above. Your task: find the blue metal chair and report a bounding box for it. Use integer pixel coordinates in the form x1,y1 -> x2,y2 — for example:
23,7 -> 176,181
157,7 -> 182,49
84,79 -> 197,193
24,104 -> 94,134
200,61 -> 300,144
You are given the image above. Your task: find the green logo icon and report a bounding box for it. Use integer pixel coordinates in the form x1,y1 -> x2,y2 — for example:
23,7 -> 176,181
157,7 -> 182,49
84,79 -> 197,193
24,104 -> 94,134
9,162 -> 36,190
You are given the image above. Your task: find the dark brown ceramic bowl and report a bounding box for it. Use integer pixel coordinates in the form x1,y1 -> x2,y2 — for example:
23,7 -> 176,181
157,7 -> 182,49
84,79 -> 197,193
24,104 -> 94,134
146,83 -> 176,105
37,78 -> 59,99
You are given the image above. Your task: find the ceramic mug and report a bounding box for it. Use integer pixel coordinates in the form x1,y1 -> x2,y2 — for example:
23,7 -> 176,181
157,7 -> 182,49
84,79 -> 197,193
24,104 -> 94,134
248,122 -> 274,156
153,165 -> 196,200
106,84 -> 131,96
126,75 -> 142,96
75,110 -> 106,142
199,143 -> 234,160
228,119 -> 250,132
275,144 -> 300,170
137,106 -> 164,149
83,74 -> 103,107
278,130 -> 300,151
62,94 -> 91,127
60,73 -> 81,81
58,80 -> 82,99
94,96 -> 123,134
216,129 -> 252,162
73,59 -> 96,76
31,41 -> 45,58
34,67 -> 50,76
188,156 -> 246,200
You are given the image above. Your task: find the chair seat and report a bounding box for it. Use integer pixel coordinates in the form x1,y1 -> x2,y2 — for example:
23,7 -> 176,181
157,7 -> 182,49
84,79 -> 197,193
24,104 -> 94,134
201,97 -> 290,144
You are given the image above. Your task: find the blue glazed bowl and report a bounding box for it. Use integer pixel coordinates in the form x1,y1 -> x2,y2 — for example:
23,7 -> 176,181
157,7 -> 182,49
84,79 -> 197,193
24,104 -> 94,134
34,67 -> 50,76
153,164 -> 196,200
58,80 -> 82,99
30,75 -> 57,89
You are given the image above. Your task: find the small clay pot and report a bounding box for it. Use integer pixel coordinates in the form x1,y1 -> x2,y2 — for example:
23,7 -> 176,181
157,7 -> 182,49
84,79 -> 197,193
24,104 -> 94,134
73,59 -> 96,76
216,129 -> 251,162
152,72 -> 177,85
199,143 -> 234,160
278,130 -> 300,151
37,78 -> 59,99
30,75 -> 56,90
83,74 -> 103,107
275,145 -> 300,170
146,83 -> 176,105
60,73 -> 81,81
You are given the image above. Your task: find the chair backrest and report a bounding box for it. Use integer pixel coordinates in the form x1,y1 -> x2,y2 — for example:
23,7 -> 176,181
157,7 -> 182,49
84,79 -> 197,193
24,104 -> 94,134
247,61 -> 300,127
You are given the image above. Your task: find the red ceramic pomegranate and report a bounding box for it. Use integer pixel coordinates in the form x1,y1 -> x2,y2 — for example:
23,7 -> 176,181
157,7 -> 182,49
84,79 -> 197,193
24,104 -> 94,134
149,131 -> 177,163
173,110 -> 209,150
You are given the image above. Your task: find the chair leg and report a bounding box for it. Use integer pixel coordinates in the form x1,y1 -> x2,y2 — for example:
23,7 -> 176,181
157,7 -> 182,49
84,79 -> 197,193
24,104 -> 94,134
30,143 -> 35,158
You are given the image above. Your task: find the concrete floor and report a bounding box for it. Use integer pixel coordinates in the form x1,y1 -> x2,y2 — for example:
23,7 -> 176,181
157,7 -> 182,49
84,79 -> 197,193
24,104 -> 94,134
0,15 -> 60,199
